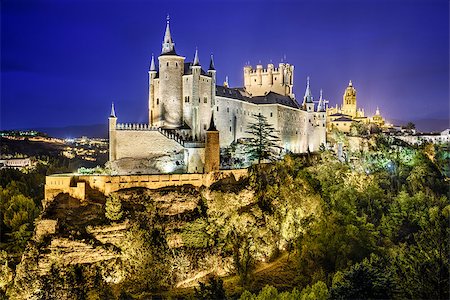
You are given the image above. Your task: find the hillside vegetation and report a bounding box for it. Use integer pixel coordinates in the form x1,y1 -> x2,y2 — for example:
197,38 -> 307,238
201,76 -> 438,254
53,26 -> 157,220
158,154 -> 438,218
0,136 -> 448,299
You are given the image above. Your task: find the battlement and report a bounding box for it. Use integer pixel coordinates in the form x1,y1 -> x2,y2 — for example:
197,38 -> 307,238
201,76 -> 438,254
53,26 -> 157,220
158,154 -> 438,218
244,62 -> 294,97
116,123 -> 157,130
114,124 -> 205,148
244,63 -> 293,75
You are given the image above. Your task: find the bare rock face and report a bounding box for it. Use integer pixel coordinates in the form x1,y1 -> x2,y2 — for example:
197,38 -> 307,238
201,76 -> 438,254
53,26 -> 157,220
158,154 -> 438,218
37,238 -> 120,276
34,219 -> 58,242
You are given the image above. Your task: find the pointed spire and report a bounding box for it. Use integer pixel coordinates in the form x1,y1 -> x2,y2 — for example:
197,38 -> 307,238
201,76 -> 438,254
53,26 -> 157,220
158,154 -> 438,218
207,112 -> 217,131
193,48 -> 200,66
161,15 -> 176,54
208,54 -> 215,70
317,89 -> 325,112
349,80 -> 353,87
110,102 -> 116,118
376,106 -> 380,115
303,76 -> 313,104
150,54 -> 156,71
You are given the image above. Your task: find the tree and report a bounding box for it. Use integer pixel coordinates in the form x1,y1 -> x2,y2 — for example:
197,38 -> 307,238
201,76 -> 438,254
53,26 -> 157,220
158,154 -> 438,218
349,122 -> 368,136
404,122 -> 416,130
330,255 -> 395,299
105,194 -> 123,221
244,114 -> 281,164
194,276 -> 226,300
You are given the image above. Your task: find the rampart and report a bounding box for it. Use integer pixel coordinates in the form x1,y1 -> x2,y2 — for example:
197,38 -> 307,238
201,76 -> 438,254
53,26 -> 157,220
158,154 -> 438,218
44,169 -> 248,203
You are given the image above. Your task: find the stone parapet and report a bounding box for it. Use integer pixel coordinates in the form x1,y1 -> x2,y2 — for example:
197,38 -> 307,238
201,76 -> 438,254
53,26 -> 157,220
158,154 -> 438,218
44,169 -> 248,202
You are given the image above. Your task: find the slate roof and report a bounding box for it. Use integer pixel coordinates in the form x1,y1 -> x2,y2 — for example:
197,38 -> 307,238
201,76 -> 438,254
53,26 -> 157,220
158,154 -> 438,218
333,116 -> 354,122
183,62 -> 209,76
159,49 -> 178,56
330,113 -> 349,117
215,85 -> 300,109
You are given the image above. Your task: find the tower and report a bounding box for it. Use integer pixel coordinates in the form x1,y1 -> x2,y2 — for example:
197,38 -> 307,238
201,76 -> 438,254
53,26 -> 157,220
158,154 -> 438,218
317,89 -> 325,112
302,76 -> 315,112
108,103 -> 117,162
157,16 -> 185,128
191,48 -> 202,139
148,54 -> 157,125
207,54 -> 216,108
342,80 -> 357,118
204,113 -> 220,173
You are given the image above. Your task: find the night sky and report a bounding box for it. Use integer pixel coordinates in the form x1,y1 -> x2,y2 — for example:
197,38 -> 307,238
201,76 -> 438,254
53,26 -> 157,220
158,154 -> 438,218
2,0 -> 449,131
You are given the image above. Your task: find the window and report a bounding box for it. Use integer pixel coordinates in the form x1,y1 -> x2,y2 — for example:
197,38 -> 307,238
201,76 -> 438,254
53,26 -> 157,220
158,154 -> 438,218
204,124 -> 207,130
156,98 -> 159,105
270,112 -> 273,117
254,79 -> 256,82
274,77 -> 277,81
216,106 -> 219,112
167,62 -> 169,67
199,98 -> 201,103
176,62 -> 178,67
227,107 -> 229,113
229,126 -> 232,132
204,97 -> 207,103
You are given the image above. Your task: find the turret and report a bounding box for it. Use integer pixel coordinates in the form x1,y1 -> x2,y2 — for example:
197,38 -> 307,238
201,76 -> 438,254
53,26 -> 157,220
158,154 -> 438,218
190,48 -> 202,139
317,89 -> 325,112
161,15 -> 176,55
302,77 -> 315,112
256,64 -> 263,85
204,113 -> 220,173
108,103 -> 117,162
148,54 -> 157,125
207,54 -> 216,107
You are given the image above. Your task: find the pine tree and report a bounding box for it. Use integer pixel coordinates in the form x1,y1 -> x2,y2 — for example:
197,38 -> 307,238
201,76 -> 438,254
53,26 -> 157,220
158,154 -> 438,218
105,194 -> 123,221
244,113 -> 281,164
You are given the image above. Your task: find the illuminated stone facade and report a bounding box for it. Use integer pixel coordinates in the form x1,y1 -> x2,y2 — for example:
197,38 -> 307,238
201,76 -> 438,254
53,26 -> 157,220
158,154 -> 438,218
327,81 -> 387,133
108,18 -> 326,174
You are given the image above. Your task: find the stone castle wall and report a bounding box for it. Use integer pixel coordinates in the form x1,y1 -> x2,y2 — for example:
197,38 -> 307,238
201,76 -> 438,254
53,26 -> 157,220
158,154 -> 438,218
214,95 -> 326,152
114,129 -> 184,159
44,169 -> 248,202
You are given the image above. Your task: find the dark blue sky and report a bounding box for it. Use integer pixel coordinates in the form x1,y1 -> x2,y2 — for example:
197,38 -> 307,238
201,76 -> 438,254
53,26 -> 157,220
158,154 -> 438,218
2,0 -> 449,130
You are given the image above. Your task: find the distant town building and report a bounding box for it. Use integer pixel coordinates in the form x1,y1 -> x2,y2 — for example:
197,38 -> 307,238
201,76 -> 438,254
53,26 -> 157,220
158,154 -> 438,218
396,129 -> 450,145
108,17 -> 326,175
0,158 -> 32,170
326,81 -> 389,133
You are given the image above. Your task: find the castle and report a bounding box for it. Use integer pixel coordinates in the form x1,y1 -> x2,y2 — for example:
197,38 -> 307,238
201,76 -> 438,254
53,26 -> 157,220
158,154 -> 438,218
108,18 -> 326,174
327,80 -> 388,133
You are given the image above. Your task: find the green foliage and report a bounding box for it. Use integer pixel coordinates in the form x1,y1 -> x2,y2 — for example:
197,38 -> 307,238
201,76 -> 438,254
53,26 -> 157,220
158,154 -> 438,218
244,113 -> 281,164
194,276 -> 226,300
255,285 -> 278,300
349,122 -> 369,136
0,251 -> 13,293
180,218 -> 211,248
330,255 -> 395,299
299,281 -> 328,300
105,194 -> 123,221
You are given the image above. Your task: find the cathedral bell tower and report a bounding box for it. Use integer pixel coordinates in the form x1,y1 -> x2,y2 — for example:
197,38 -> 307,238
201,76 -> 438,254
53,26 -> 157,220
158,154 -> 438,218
342,80 -> 357,118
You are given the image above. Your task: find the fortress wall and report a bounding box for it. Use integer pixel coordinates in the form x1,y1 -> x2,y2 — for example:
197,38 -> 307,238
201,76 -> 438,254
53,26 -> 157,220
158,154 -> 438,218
115,130 -> 184,159
44,169 -> 248,202
44,177 -> 85,204
214,96 -> 324,153
186,147 -> 205,173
